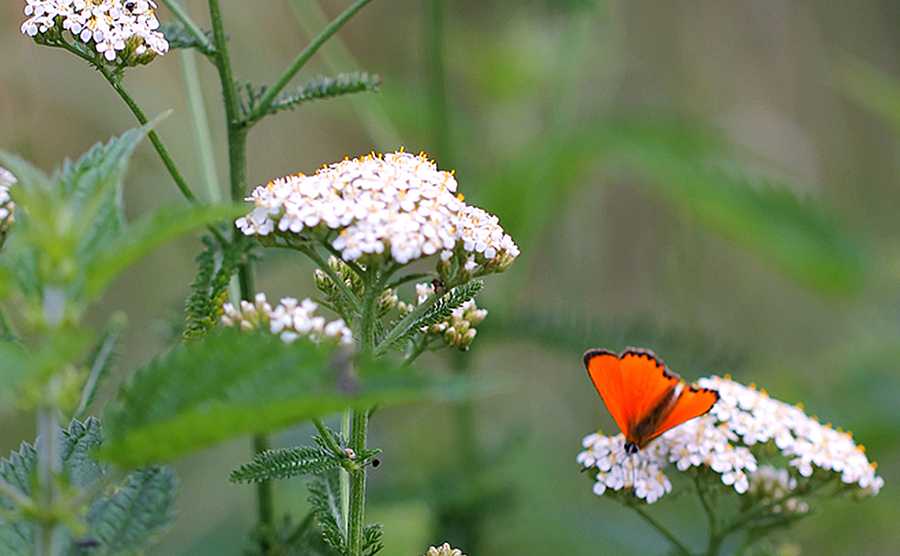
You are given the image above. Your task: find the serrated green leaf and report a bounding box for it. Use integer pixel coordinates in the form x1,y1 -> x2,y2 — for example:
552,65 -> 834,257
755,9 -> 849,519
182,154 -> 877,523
0,418 -> 176,556
83,466 -> 176,556
57,125 -> 152,265
83,203 -> 244,300
183,236 -> 250,341
230,446 -> 339,484
376,281 -> 484,354
266,72 -> 381,117
102,330 -> 474,467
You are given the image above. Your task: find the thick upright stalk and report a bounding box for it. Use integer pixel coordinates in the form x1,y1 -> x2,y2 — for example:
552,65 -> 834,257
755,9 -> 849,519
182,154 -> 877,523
346,409 -> 369,556
35,406 -> 59,556
207,0 -> 271,548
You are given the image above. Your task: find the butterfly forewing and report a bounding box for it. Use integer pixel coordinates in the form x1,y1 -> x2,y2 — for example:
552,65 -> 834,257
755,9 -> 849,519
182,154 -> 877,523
648,385 -> 719,442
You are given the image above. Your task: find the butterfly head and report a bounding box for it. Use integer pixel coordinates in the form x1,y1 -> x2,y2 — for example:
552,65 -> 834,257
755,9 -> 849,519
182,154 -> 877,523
624,441 -> 640,455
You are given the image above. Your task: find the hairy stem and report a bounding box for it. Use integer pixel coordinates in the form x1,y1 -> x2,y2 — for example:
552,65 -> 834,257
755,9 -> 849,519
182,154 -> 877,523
628,503 -> 691,556
248,0 -> 375,123
346,408 -> 369,556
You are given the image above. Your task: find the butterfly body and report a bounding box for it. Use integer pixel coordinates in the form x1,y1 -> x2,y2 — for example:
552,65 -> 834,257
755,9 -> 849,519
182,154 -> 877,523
583,348 -> 718,451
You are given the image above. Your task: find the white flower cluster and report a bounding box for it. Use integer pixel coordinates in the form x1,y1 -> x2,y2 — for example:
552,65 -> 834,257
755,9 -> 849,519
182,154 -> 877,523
236,151 -> 519,273
0,167 -> 15,236
578,376 -> 883,505
221,293 -> 352,346
21,0 -> 169,62
749,465 -> 809,515
425,543 -> 466,556
701,375 -> 883,495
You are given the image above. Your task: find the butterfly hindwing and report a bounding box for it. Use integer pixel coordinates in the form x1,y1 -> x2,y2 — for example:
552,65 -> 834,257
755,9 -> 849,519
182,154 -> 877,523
649,385 -> 719,441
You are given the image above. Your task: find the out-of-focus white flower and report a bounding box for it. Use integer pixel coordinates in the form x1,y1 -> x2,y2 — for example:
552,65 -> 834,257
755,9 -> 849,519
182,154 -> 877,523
21,0 -> 169,64
221,293 -> 352,346
578,375 -> 883,504
425,543 -> 466,556
236,151 -> 519,276
0,167 -> 16,237
749,465 -> 809,515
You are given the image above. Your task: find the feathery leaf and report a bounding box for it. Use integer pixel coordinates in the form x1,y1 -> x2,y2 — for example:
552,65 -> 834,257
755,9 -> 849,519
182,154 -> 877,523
230,446 -> 339,484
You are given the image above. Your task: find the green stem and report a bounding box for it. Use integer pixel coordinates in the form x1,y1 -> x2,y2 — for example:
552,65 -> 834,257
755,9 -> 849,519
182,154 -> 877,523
424,0 -> 451,161
248,0 -> 375,124
207,1 -> 270,550
628,503 -> 691,556
98,68 -> 199,205
299,243 -> 360,308
346,408 -> 369,556
373,289 -> 442,356
35,406 -> 59,556
180,47 -> 222,202
341,409 -> 352,535
288,0 -> 401,148
694,475 -> 719,555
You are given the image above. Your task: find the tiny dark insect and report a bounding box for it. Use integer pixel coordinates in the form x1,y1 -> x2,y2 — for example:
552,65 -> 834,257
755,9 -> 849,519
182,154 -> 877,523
431,278 -> 446,296
74,538 -> 101,549
371,458 -> 381,468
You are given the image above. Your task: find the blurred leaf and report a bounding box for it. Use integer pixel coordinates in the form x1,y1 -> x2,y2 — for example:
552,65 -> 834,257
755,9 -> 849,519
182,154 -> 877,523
56,124 -> 153,264
0,418 -> 175,556
0,152 -> 52,192
83,203 -> 243,300
101,330 -> 470,466
0,328 -> 92,408
477,116 -> 866,295
836,56 -> 900,136
75,314 -> 126,419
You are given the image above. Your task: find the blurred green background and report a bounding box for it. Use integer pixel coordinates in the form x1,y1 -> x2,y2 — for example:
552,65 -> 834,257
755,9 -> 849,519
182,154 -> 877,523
2,1 -> 898,554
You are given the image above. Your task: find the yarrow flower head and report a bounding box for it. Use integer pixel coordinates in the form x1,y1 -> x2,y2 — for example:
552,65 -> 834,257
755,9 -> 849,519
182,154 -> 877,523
0,167 -> 16,241
578,375 -> 883,505
21,0 -> 169,66
424,543 -> 466,556
236,151 -> 519,282
220,293 -> 352,346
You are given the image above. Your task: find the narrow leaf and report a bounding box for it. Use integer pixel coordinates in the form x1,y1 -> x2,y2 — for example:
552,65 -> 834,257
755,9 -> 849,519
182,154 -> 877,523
266,72 -> 381,116
75,314 -> 127,419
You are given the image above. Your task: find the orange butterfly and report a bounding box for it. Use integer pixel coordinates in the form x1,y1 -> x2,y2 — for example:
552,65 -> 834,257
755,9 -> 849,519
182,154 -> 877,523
583,348 -> 719,454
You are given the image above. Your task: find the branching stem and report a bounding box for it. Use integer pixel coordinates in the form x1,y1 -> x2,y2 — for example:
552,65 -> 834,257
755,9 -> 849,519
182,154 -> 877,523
247,0 -> 375,124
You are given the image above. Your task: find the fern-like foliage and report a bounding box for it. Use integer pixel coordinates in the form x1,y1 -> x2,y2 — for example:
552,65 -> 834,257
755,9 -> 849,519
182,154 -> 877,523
183,236 -> 250,340
0,418 -> 176,556
159,21 -> 215,56
362,524 -> 384,556
308,470 -> 346,555
230,446 -> 339,484
241,72 -> 381,121
382,280 -> 484,352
